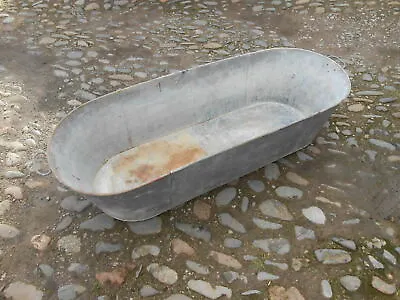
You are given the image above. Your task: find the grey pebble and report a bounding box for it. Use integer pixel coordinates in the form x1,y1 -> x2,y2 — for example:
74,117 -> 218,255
241,290 -> 261,295
175,223 -> 211,242
275,186 -> 303,199
343,218 -> 360,225
223,271 -> 239,283
368,139 -> 396,151
332,237 -> 356,250
321,280 -> 333,298
259,199 -> 293,221
127,217 -> 162,235
253,217 -> 282,230
68,263 -> 89,274
355,90 -> 384,96
79,214 -> 115,231
295,226 -> 316,240
218,213 -> 246,233
247,180 -> 265,192
257,271 -> 279,281
187,280 -> 231,299
67,51 -> 83,59
0,224 -> 20,239
58,284 -> 86,300
95,241 -> 122,254
315,249 -> 351,264
224,238 -> 242,248
297,151 -> 314,161
383,250 -> 397,265
340,275 -> 361,292
243,255 -> 257,261
61,196 -> 91,212
147,263 -> 178,285
215,187 -> 236,206
131,245 -> 160,259
74,90 -> 96,101
362,73 -> 373,81
253,238 -> 290,255
379,97 -> 397,103
264,163 -> 280,180
264,260 -> 288,270
367,255 -> 384,269
302,206 -> 326,225
140,285 -> 159,297
38,264 -> 54,278
371,276 -> 396,295
186,260 -> 210,275
347,137 -> 358,147
252,5 -> 264,12
55,216 -> 73,232
240,197 -> 249,212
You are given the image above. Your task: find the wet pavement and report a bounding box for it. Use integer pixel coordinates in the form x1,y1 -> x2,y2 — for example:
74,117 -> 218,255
0,0 -> 400,299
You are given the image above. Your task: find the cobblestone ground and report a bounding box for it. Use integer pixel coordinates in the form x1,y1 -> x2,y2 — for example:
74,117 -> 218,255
1,0 -> 400,299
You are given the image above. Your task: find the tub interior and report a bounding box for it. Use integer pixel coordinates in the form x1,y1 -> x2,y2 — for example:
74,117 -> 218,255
92,102 -> 305,193
48,49 -> 351,195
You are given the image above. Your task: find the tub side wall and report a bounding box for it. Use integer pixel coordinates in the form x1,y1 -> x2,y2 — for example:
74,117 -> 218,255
89,108 -> 335,221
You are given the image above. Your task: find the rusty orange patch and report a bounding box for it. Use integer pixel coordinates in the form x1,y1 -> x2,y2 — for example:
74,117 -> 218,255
111,132 -> 206,187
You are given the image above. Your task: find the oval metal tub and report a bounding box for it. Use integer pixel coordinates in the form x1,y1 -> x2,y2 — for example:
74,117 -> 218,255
48,48 -> 351,221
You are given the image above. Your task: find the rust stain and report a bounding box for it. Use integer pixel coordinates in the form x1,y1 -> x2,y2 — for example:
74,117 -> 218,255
111,133 -> 206,186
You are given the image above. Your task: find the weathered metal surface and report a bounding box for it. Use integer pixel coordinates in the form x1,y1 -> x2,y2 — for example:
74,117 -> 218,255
93,132 -> 207,193
47,48 -> 351,221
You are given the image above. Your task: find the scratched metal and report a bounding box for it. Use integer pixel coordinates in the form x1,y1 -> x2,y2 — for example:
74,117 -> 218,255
47,48 -> 351,221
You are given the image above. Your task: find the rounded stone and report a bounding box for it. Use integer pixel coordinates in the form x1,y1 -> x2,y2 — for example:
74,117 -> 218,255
131,245 -> 160,259
321,280 -> 333,298
286,172 -> 309,186
215,187 -> 237,206
257,272 -> 279,281
140,285 -> 159,297
371,276 -> 396,295
259,199 -> 293,221
264,163 -> 280,180
4,282 -> 43,300
247,180 -> 265,192
0,224 -> 20,239
147,263 -> 178,285
302,206 -> 326,225
218,213 -> 246,233
340,275 -> 361,292
224,238 -> 242,248
188,280 -> 232,299
127,217 -> 162,235
275,186 -> 303,199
